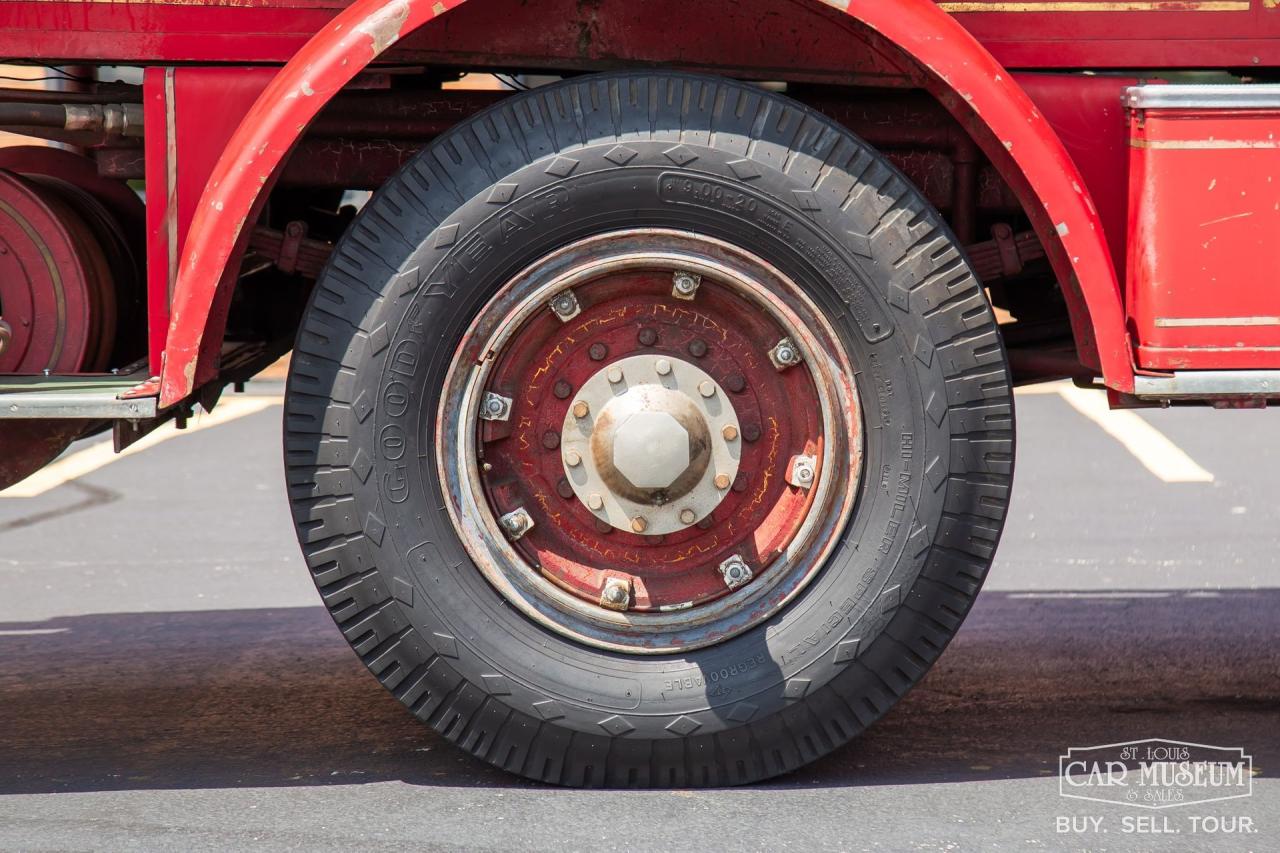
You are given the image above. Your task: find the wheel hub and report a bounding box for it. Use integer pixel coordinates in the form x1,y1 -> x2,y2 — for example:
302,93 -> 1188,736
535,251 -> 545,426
563,354 -> 739,535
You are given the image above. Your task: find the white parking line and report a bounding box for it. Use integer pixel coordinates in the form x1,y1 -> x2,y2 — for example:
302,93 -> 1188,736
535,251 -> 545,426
0,396 -> 282,499
1055,384 -> 1214,483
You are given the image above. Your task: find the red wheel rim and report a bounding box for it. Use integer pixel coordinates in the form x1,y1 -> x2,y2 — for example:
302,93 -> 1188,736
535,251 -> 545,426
438,230 -> 862,652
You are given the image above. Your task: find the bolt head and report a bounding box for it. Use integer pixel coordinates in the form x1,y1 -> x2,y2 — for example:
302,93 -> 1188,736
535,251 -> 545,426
553,380 -> 572,399
655,358 -> 672,376
688,339 -> 708,358
565,449 -> 582,467
607,367 -> 623,384
638,328 -> 658,346
698,380 -> 716,398
631,516 -> 648,534
743,424 -> 761,443
721,424 -> 739,441
679,508 -> 697,525
589,342 -> 609,361
714,473 -> 730,490
587,493 -> 604,510
573,400 -> 590,419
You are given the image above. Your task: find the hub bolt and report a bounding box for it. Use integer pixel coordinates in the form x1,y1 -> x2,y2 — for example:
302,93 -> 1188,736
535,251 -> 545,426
549,290 -> 581,321
594,519 -> 613,534
553,379 -> 572,399
721,424 -> 739,441
655,358 -> 672,376
743,423 -> 761,443
788,454 -> 817,488
732,472 -> 749,493
573,400 -> 590,419
688,338 -> 708,358
679,508 -> 697,525
480,392 -> 513,422
542,430 -> 561,449
714,473 -> 731,490
556,478 -> 575,499
769,337 -> 803,370
698,380 -> 716,398
638,328 -> 658,346
565,449 -> 582,467
607,367 -> 623,384
672,270 -> 702,300
499,508 -> 535,541
600,577 -> 632,611
724,373 -> 747,393
718,555 -> 753,590
587,493 -> 605,511
589,342 -> 609,361
631,516 -> 648,534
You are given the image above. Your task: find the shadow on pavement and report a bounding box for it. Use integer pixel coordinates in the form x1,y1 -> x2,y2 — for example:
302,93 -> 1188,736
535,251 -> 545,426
1,589 -> 1276,794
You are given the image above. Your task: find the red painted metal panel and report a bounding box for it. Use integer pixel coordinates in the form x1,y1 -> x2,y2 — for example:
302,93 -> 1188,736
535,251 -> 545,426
1128,103 -> 1280,369
156,0 -> 1131,406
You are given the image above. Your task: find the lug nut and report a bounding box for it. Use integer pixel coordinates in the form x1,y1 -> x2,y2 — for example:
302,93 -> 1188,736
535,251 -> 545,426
549,290 -> 581,321
672,270 -> 702,300
718,555 -> 753,589
698,380 -> 716,398
743,423 -> 761,443
556,478 -> 575,499
573,400 -> 590,419
637,328 -> 658,346
542,430 -> 561,449
679,508 -> 697,525
724,373 -> 747,393
587,493 -> 604,511
714,473 -> 731,490
607,367 -> 623,384
479,392 -> 512,422
655,358 -> 672,376
600,577 -> 632,611
631,516 -> 648,534
769,337 -> 803,370
565,449 -> 582,467
553,379 -> 572,399
499,508 -> 535,541
788,454 -> 818,489
589,342 -> 609,361
688,338 -> 708,358
722,424 -> 739,441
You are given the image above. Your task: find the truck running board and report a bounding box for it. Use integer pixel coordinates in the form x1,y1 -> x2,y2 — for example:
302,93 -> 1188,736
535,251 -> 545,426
1134,370 -> 1280,401
0,375 -> 158,419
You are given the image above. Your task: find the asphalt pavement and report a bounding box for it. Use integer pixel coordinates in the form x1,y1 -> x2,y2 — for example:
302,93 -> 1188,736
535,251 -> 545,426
0,382 -> 1276,852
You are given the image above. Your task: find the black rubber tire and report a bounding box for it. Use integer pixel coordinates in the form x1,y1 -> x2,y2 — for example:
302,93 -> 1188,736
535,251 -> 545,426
284,72 -> 1014,787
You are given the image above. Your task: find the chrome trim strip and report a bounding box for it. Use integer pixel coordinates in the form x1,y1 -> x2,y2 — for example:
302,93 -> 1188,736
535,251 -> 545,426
1127,84 -> 1280,110
1156,316 -> 1280,327
1135,370 -> 1280,398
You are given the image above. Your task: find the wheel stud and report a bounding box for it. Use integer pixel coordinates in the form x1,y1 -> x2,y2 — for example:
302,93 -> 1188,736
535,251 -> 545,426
556,478 -> 575,499
655,358 -> 672,376
637,327 -> 658,346
742,423 -> 761,443
553,379 -> 572,399
672,270 -> 701,300
589,342 -> 609,361
721,424 -> 739,441
542,430 -> 561,449
688,338 -> 708,358
714,473 -> 730,490
724,373 -> 747,393
565,449 -> 582,467
572,400 -> 590,418
631,516 -> 648,534
679,508 -> 697,525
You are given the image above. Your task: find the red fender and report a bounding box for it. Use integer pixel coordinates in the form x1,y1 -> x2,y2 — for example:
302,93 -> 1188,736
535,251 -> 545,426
158,0 -> 1133,407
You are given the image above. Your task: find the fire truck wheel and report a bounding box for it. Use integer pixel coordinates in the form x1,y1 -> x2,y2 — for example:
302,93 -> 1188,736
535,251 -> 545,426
285,72 -> 1014,787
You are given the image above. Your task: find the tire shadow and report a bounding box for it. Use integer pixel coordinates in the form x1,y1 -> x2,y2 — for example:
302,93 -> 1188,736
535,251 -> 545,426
0,589 -> 1275,794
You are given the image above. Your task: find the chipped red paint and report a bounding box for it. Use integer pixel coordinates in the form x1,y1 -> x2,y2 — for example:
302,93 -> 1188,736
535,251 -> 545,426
158,0 -> 1131,406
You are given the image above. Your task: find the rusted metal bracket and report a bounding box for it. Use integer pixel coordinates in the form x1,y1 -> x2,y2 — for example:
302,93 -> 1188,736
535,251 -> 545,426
966,224 -> 1046,283
246,221 -> 333,279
